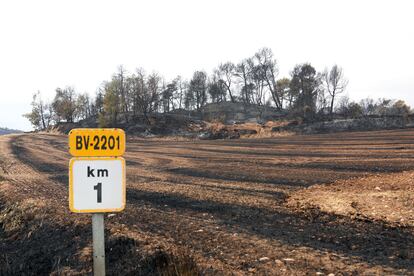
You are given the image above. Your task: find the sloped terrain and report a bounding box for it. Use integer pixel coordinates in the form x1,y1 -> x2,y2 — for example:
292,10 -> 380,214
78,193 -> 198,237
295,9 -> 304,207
1,129 -> 414,275
0,127 -> 22,135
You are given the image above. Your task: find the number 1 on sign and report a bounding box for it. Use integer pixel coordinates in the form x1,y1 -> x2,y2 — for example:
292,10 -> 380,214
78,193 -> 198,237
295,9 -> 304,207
94,183 -> 102,203
69,157 -> 125,213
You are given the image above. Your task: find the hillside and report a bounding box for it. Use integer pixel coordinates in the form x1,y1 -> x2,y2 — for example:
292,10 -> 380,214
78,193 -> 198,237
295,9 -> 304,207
0,127 -> 22,135
50,102 -> 291,139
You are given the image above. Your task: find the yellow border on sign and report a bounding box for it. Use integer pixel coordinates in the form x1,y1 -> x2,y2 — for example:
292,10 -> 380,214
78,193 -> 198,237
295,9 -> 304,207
68,128 -> 126,157
69,157 -> 126,213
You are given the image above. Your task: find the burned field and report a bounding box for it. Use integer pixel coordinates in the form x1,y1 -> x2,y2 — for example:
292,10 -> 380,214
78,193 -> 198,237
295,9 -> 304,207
1,129 -> 414,275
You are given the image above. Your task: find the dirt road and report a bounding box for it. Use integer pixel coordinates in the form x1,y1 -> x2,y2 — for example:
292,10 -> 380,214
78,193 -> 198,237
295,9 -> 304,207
1,129 -> 414,275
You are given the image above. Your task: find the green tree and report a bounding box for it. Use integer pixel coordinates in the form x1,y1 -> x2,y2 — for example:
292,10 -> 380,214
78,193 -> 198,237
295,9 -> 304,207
390,100 -> 411,116
76,93 -> 91,120
52,87 -> 78,122
94,90 -> 104,115
189,71 -> 207,110
23,91 -> 52,130
276,78 -> 292,108
290,63 -> 321,120
162,81 -> 177,112
100,81 -> 120,126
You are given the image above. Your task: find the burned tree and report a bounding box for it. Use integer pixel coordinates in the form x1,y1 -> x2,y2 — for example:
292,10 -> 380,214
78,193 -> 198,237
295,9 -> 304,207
254,48 -> 282,109
235,58 -> 254,104
216,62 -> 236,103
188,71 -> 207,110
322,65 -> 348,115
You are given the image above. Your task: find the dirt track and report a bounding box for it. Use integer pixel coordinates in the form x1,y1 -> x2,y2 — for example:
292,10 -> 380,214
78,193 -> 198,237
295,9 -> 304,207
1,129 -> 414,275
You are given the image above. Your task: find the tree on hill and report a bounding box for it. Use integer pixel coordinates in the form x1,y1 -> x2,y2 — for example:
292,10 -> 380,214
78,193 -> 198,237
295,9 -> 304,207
290,63 -> 321,120
254,48 -> 282,109
116,66 -> 129,123
52,87 -> 78,123
174,76 -> 187,110
99,81 -> 120,127
208,73 -> 227,103
147,73 -> 161,114
216,62 -> 236,103
189,71 -> 207,110
162,80 -> 177,112
251,62 -> 267,106
76,93 -> 92,120
390,100 -> 411,116
184,87 -> 196,110
94,89 -> 104,115
235,58 -> 254,104
23,47 -> 413,130
275,78 -> 291,108
322,65 -> 348,115
24,91 -> 52,130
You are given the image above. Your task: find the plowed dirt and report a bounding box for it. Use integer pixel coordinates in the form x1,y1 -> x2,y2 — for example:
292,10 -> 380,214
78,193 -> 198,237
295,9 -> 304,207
1,129 -> 414,275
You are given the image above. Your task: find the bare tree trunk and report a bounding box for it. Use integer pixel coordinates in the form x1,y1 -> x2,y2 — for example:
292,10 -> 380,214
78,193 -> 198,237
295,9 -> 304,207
40,103 -> 46,129
330,93 -> 335,116
225,84 -> 235,103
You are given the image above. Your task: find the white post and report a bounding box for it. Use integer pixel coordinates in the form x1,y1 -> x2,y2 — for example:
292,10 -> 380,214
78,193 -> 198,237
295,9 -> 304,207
92,213 -> 106,276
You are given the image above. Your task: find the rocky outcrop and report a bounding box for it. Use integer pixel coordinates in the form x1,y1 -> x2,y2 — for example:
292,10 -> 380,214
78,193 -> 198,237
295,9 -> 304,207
273,116 -> 410,134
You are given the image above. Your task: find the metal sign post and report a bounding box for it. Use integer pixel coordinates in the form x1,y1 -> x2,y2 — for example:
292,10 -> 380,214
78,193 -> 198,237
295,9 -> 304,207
68,128 -> 126,276
92,213 -> 106,276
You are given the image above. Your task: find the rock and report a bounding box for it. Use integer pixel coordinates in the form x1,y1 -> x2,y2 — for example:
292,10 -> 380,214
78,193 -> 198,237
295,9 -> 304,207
328,274 -> 335,276
199,129 -> 240,140
283,258 -> 295,262
275,259 -> 283,266
259,257 -> 270,262
350,201 -> 358,209
237,129 -> 258,135
198,132 -> 212,140
315,273 -> 324,276
375,186 -> 381,191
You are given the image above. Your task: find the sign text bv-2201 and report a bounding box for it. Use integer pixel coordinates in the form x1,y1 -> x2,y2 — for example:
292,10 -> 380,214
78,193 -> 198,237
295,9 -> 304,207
68,128 -> 126,276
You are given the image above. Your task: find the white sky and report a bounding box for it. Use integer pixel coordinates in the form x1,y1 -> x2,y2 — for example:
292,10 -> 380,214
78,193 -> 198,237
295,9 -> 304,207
1,0 -> 413,131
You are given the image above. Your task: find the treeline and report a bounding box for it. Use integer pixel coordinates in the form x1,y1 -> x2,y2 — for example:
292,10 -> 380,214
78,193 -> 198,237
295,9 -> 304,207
24,47 -> 411,130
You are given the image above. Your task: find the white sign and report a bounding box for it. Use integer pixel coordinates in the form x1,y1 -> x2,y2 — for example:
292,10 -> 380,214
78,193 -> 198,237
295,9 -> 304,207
69,157 -> 125,213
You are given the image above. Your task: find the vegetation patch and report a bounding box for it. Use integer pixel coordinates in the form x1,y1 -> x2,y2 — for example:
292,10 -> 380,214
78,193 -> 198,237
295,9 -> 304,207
0,199 -> 46,236
105,236 -> 200,276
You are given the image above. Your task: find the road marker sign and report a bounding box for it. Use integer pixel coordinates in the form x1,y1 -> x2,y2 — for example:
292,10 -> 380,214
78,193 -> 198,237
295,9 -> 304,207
69,157 -> 126,213
68,129 -> 127,276
69,128 -> 125,157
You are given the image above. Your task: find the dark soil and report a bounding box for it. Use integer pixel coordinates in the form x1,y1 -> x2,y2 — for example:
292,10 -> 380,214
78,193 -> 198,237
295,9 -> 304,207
1,129 -> 414,275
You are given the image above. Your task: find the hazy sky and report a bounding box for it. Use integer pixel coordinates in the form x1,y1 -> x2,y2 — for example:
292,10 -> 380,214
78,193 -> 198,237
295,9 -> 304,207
0,0 -> 413,131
